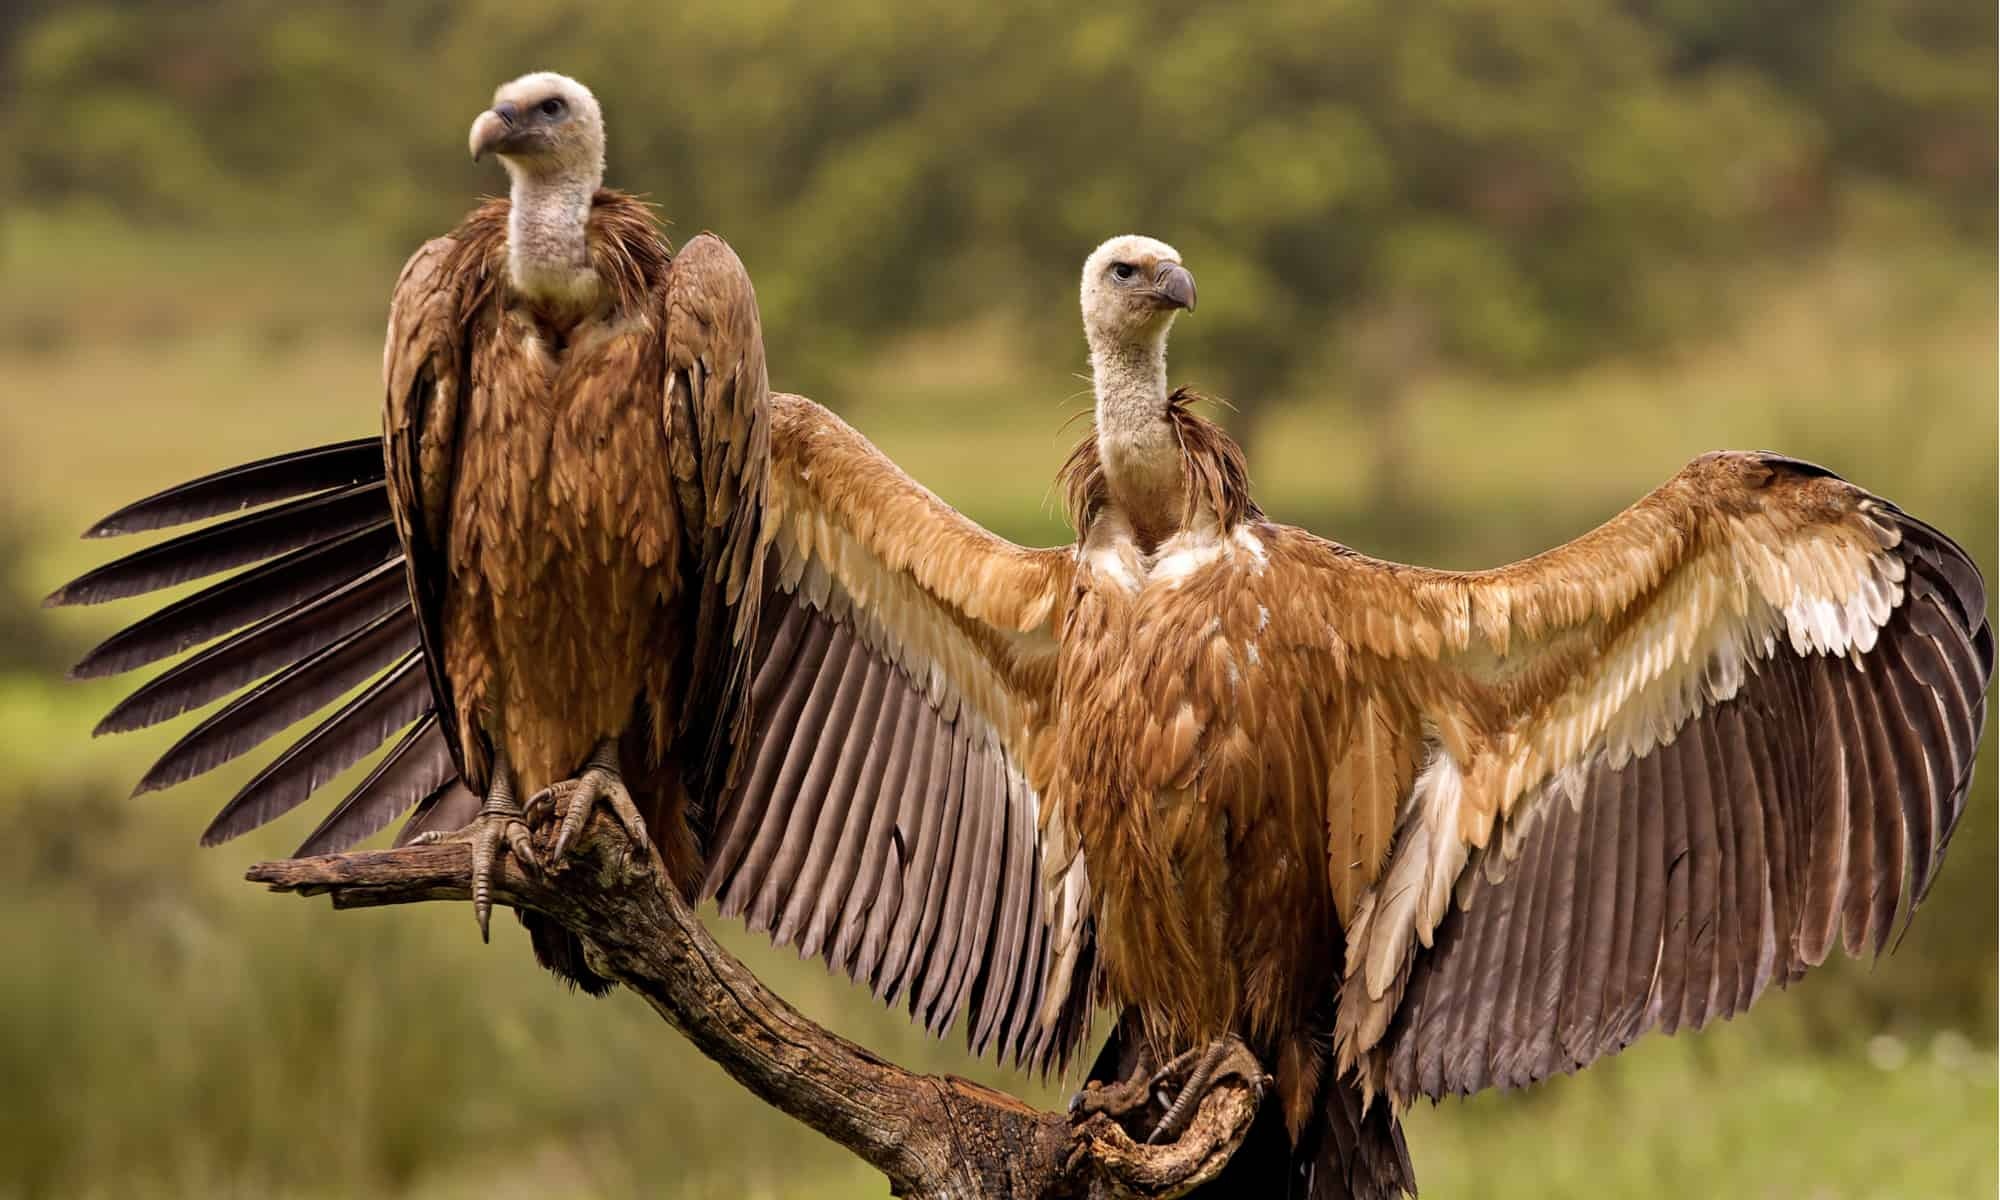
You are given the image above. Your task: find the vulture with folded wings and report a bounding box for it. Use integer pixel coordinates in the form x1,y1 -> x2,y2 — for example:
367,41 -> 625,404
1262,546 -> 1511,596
53,168 -> 1991,1200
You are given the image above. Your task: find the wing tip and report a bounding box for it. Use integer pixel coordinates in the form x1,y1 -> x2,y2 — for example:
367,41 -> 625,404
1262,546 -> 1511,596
197,824 -> 234,849
42,581 -> 90,609
81,518 -> 136,541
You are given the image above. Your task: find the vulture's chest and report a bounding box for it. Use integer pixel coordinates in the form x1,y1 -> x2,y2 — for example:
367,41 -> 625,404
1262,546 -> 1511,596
442,304 -> 684,789
1054,519 -> 1304,833
1052,518 -> 1341,1044
454,305 -> 679,578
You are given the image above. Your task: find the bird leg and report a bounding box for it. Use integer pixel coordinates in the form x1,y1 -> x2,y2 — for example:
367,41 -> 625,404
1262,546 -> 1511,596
1069,1035 -> 1265,1148
524,739 -> 649,867
412,748 -> 537,941
1069,1044 -> 1186,1124
1146,1038 -> 1241,1145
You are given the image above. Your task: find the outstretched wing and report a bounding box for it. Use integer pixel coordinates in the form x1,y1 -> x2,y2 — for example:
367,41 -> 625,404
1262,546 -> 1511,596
1272,452 -> 1991,1105
702,393 -> 1097,1072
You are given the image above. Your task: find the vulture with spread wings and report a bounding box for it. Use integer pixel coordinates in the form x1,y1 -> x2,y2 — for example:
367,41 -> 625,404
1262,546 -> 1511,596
51,100 -> 1991,1198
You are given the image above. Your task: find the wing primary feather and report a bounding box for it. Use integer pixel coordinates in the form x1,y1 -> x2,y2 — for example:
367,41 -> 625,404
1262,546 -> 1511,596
970,766 -> 1027,1054
1516,784 -> 1575,1083
760,636 -> 878,940
780,652 -> 889,954
939,743 -> 1006,1037
202,653 -> 429,845
909,729 -> 973,1025
1870,632 -> 1942,907
1483,825 -> 1540,1088
80,438 -> 385,539
1557,762 -> 1614,1066
734,621 -> 856,931
396,779 -> 480,846
1696,713 -> 1744,1023
68,522 -> 399,679
1620,751 -> 1667,1045
1737,691 -> 1794,993
982,770 -> 1036,1056
1668,718 -> 1720,1031
47,481 -> 390,607
1842,657 -> 1907,956
1716,704 -> 1773,1008
294,715 -> 454,856
1444,859 -> 1507,1094
1826,666 -> 1878,959
94,559 -> 409,735
132,607 -> 418,795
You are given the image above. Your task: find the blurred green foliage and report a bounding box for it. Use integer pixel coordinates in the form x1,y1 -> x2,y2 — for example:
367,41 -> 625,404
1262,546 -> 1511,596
4,0 -> 1992,409
1,2 -> 1994,1196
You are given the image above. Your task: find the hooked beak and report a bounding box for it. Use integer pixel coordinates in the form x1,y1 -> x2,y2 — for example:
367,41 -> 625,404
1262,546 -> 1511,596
1150,262 -> 1197,313
468,101 -> 520,161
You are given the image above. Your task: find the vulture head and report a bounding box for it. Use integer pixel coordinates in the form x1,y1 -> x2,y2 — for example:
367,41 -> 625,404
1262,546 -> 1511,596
1080,235 -> 1196,353
468,72 -> 606,188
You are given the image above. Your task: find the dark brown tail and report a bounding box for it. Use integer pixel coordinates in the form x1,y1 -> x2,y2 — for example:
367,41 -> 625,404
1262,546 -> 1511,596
1085,1010 -> 1415,1200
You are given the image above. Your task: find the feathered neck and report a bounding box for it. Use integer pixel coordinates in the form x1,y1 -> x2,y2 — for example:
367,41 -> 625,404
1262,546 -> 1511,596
446,191 -> 671,321
503,166 -> 601,306
1089,326 -> 1187,545
1061,388 -> 1260,546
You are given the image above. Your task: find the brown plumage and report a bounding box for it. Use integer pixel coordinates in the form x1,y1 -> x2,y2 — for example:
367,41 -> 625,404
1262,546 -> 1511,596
50,77 -> 1095,1064
379,73 -> 769,975
51,72 -> 773,993
51,199 -> 1992,1200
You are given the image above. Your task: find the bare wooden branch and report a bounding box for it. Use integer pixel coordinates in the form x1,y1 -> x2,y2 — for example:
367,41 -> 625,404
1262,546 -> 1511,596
246,812 -> 1258,1199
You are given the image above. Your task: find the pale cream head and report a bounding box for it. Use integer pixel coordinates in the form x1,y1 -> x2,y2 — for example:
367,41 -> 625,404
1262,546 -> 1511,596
467,72 -> 606,188
1080,234 -> 1197,351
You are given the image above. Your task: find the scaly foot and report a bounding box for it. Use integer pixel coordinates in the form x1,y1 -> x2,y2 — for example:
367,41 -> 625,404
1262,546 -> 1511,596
1147,1039 -> 1233,1144
1146,1037 -> 1264,1145
524,739 -> 650,867
413,749 -> 537,941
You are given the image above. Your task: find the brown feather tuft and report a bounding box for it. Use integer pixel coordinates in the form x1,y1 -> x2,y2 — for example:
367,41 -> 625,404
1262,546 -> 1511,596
440,189 -> 672,318
1058,388 -> 1262,535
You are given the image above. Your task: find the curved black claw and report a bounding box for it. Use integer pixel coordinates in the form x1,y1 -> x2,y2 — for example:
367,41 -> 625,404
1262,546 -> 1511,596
524,739 -> 650,867
1147,1038 -> 1241,1145
415,751 -> 537,940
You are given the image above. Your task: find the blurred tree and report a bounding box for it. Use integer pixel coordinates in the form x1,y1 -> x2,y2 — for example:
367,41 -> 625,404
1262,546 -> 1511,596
3,0 -> 1991,490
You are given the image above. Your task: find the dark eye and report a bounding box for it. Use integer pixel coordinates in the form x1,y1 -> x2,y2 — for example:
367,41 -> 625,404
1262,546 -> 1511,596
539,97 -> 566,117
1111,263 -> 1136,281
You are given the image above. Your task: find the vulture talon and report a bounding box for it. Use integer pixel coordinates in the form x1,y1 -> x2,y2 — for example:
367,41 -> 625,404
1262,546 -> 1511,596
413,750 -> 537,941
527,739 -> 648,868
1068,1044 -> 1182,1127
1145,1038 -> 1247,1145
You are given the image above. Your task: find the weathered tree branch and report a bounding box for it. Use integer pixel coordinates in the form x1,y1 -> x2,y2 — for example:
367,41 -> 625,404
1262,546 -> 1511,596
246,812 -> 1259,1199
